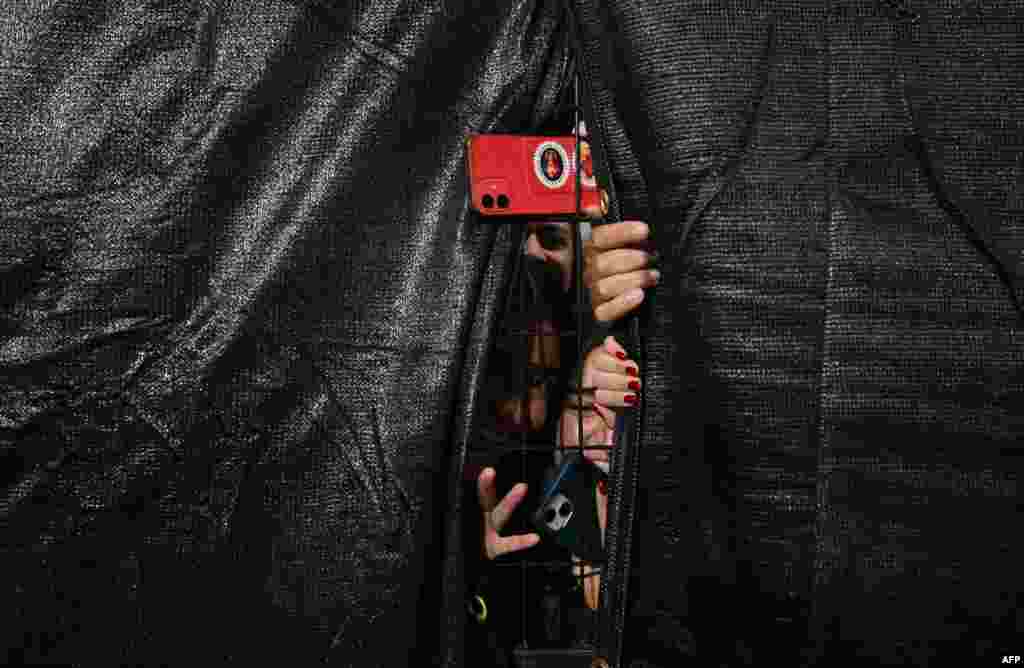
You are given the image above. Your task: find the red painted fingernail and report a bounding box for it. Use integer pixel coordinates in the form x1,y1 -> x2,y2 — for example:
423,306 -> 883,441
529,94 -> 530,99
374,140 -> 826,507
615,352 -> 626,360
625,367 -> 637,377
624,394 -> 637,404
628,380 -> 641,391
597,479 -> 607,495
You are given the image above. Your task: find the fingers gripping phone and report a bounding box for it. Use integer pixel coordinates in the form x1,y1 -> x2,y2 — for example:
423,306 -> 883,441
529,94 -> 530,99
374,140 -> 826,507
466,135 -> 602,218
532,452 -> 605,563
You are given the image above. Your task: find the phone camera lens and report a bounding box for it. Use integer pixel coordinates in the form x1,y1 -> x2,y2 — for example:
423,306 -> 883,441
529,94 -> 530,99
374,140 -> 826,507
482,195 -> 494,208
559,501 -> 572,517
497,194 -> 509,208
545,508 -> 557,524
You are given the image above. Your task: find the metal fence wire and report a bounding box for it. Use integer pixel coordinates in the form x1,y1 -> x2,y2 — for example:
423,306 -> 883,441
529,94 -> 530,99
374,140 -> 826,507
469,71 -> 613,659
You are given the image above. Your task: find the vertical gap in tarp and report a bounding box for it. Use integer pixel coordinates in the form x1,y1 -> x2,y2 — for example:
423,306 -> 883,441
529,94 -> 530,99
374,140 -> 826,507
438,221 -> 517,667
563,3 -> 637,666
518,227 -> 530,651
571,70 -> 588,646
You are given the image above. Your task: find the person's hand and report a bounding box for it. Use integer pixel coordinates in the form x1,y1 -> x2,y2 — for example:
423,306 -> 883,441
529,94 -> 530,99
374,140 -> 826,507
525,189 -> 608,293
560,335 -> 640,610
560,335 -> 640,468
478,467 -> 540,560
584,221 -> 659,322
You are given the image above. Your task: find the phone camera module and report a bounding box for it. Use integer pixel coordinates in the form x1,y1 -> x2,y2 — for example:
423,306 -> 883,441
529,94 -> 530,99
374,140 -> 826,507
543,493 -> 574,532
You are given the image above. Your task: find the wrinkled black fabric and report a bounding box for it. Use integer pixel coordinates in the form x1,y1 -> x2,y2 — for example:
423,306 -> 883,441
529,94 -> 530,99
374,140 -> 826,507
2,1 -> 1022,667
1,1 -> 572,665
571,1 -> 1023,665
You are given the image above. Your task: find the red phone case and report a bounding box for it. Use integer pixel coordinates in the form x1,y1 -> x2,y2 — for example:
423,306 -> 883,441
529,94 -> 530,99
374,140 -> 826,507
466,135 -> 601,218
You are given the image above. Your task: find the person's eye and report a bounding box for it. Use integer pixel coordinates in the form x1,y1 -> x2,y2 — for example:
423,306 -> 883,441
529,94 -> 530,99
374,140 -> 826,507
537,227 -> 568,251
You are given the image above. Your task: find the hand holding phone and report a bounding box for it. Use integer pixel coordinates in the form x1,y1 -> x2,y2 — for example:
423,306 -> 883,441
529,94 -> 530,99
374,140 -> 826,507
478,467 -> 540,560
531,452 -> 604,563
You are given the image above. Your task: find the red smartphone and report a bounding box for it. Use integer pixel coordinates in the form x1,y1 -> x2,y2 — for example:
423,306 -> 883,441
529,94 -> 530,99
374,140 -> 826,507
466,135 -> 602,218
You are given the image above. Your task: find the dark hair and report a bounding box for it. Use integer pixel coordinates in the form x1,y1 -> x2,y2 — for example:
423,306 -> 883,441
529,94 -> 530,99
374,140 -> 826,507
484,254 -> 577,439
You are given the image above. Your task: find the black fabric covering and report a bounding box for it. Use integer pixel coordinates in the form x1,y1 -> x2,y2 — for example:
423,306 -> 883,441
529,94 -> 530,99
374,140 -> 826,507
0,2 -> 572,665
1,1 -> 1021,666
571,1 -> 1023,665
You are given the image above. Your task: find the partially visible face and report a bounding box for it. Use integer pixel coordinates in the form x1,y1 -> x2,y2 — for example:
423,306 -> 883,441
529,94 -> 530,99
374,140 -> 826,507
525,222 -> 573,293
494,222 -> 574,433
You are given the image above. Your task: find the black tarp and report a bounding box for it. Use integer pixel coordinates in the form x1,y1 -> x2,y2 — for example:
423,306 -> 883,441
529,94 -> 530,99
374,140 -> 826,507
2,1 -> 1022,666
